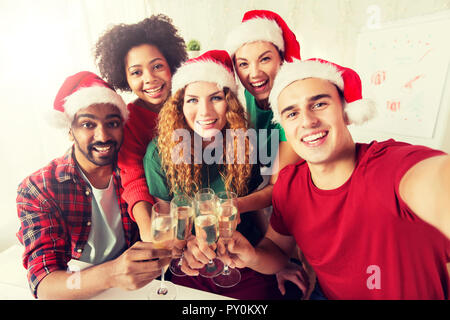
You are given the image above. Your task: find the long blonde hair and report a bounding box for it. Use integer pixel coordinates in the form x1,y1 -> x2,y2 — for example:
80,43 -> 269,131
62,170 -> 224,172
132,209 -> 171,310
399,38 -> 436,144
157,86 -> 254,197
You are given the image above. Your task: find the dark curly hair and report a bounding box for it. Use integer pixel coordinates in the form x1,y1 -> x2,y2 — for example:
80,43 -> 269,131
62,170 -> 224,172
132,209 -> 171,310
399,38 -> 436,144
94,14 -> 187,91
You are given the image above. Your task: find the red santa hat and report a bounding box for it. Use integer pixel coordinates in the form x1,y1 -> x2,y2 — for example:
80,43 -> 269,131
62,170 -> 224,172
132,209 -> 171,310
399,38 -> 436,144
225,10 -> 301,62
51,71 -> 128,128
269,58 -> 376,125
171,50 -> 237,94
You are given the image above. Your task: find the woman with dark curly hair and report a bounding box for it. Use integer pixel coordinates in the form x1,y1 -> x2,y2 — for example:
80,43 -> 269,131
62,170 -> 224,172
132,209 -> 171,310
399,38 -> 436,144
94,14 -> 187,241
143,50 -> 284,300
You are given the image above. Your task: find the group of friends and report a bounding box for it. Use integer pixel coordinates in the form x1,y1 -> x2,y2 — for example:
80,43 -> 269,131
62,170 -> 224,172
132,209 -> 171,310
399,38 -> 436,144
16,10 -> 449,300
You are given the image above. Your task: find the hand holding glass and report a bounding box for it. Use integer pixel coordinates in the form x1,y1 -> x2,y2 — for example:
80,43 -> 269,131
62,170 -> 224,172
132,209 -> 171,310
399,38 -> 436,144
147,201 -> 177,300
213,191 -> 241,288
169,194 -> 194,277
194,188 -> 224,278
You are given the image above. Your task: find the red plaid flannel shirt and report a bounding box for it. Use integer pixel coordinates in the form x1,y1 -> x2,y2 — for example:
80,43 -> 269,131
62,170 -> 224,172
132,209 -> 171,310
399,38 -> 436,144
16,147 -> 138,298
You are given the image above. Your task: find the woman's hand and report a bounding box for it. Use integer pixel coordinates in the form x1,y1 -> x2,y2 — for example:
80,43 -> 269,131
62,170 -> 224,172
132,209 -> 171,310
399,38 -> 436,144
172,239 -> 186,259
180,235 -> 217,276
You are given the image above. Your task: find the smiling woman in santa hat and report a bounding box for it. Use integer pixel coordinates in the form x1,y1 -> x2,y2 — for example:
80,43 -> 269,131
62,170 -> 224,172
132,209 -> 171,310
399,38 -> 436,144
94,15 -> 188,242
224,9 -> 304,247
226,10 -> 301,105
142,50 -> 285,300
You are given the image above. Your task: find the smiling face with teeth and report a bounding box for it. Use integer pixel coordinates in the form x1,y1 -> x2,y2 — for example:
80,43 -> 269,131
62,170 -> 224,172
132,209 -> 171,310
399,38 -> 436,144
234,41 -> 282,108
70,103 -> 124,169
125,44 -> 172,113
182,81 -> 228,141
278,78 -> 354,167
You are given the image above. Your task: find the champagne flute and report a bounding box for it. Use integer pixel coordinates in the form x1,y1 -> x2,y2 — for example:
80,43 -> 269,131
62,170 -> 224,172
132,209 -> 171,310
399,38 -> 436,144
194,188 -> 224,278
147,201 -> 178,300
169,194 -> 194,277
213,191 -> 241,288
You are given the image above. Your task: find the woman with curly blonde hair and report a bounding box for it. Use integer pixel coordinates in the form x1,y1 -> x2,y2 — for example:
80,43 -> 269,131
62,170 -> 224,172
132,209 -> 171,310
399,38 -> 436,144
157,85 -> 253,198
143,50 -> 283,300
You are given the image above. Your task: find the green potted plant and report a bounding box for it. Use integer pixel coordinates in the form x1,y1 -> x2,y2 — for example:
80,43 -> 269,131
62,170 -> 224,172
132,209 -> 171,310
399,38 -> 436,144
187,39 -> 201,58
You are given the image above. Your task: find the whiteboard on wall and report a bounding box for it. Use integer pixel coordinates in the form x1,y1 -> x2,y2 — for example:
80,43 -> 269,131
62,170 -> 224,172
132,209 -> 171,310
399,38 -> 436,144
352,11 -> 450,152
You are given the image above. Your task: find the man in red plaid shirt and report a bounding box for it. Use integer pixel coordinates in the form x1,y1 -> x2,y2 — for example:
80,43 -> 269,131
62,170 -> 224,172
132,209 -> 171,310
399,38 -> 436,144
16,72 -> 171,299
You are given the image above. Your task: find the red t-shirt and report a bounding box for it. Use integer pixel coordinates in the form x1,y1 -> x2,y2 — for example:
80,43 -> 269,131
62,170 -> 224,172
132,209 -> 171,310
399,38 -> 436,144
118,102 -> 158,219
271,139 -> 450,299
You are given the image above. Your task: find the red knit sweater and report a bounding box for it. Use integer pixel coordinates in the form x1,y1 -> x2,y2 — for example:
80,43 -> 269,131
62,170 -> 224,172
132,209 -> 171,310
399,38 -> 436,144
118,102 -> 158,220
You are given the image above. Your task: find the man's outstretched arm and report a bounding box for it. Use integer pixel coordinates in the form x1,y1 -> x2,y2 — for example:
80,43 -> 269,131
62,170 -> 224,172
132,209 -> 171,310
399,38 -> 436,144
400,154 -> 450,239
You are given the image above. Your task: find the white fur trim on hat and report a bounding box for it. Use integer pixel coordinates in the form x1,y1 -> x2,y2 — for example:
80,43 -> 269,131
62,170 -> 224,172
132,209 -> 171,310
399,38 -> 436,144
171,60 -> 237,94
48,86 -> 128,129
344,99 -> 377,125
269,59 -> 375,125
225,18 -> 284,58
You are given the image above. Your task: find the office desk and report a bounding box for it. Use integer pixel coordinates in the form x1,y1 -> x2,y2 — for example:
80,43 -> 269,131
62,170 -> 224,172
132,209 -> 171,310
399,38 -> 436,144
0,244 -> 232,300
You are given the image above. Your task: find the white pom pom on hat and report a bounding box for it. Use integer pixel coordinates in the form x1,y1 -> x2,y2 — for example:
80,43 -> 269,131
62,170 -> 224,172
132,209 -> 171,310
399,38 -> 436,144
49,71 -> 128,129
269,58 -> 376,125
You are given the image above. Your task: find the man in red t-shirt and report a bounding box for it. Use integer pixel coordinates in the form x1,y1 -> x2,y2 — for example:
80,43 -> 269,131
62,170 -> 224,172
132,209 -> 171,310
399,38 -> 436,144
222,59 -> 450,299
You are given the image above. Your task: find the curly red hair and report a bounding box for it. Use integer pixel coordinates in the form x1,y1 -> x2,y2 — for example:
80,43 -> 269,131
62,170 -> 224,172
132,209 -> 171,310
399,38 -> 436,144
157,87 -> 254,197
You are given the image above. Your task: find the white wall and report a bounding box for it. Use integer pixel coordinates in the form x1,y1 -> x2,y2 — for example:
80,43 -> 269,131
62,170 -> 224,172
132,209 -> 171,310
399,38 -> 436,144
1,0 -> 449,251
0,0 -> 152,250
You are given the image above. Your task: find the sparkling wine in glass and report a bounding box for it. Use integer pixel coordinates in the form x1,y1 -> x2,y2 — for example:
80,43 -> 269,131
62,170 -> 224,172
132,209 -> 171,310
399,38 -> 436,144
147,201 -> 178,300
169,194 -> 194,277
194,188 -> 224,278
213,191 -> 241,288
